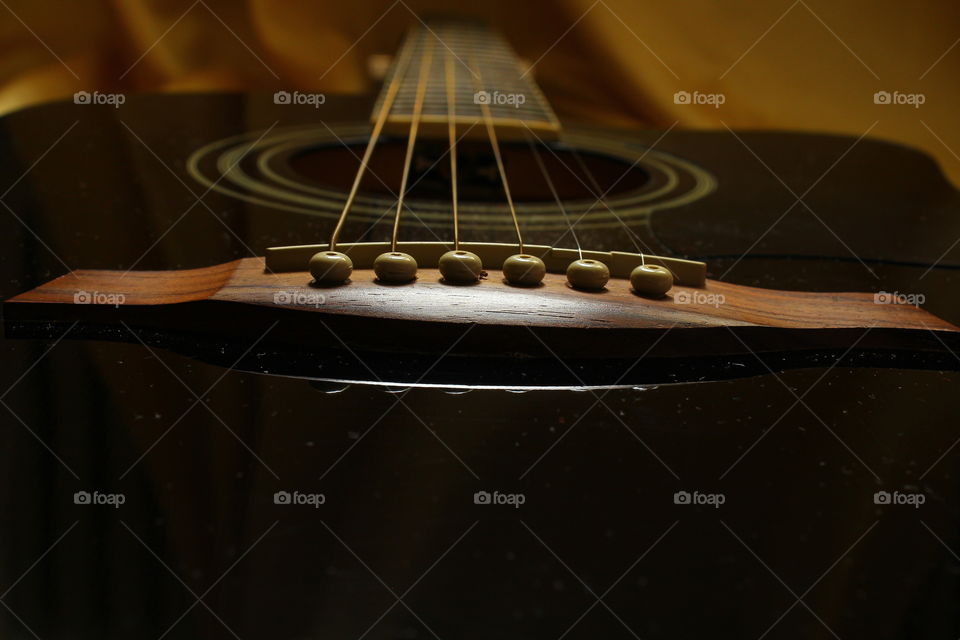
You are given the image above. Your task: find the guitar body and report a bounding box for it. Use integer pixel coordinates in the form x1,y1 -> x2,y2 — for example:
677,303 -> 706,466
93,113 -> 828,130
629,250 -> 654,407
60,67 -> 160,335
4,92 -> 960,385
3,92 -> 959,292
2,90 -> 960,637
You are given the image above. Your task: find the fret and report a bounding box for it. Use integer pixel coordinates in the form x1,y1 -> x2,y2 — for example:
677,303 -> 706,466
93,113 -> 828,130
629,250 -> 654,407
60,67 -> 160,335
373,20 -> 561,141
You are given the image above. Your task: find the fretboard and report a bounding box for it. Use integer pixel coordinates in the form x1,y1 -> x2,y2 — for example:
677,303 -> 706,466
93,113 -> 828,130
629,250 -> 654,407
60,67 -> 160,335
373,20 -> 561,141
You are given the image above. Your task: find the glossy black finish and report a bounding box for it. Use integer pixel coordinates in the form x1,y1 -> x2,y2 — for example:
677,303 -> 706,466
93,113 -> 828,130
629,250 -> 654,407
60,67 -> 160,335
1,93 -> 959,639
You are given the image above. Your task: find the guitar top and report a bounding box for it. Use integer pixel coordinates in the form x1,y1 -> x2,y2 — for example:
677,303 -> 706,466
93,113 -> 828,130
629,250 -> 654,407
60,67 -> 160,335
4,20 -> 960,384
1,16 -> 959,640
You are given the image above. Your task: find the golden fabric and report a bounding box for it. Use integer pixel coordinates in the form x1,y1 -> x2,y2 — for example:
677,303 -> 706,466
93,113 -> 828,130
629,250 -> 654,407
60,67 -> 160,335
0,0 -> 957,183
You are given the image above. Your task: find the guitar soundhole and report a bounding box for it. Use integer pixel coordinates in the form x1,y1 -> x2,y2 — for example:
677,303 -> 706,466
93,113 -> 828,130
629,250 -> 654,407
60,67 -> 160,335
187,124 -> 715,230
286,139 -> 650,204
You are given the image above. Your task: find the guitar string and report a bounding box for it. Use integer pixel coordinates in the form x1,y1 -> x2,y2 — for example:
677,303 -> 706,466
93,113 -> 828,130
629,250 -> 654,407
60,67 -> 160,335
525,132 -> 582,260
469,44 -> 525,255
331,24 -> 542,258
570,148 -> 647,264
390,33 -> 435,252
328,28 -> 418,251
444,37 -> 461,251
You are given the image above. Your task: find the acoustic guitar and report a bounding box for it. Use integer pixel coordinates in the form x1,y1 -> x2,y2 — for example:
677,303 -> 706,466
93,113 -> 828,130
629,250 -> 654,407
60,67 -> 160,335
1,17 -> 958,640
3,19 -> 959,388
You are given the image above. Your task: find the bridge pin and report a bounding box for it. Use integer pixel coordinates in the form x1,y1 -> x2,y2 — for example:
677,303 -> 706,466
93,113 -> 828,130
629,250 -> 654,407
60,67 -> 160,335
566,259 -> 609,290
309,251 -> 353,285
374,252 -> 418,283
439,250 -> 483,284
503,254 -> 546,286
630,264 -> 674,297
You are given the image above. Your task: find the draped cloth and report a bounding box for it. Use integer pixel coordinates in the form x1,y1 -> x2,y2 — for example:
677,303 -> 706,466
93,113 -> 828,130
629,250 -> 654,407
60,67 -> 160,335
0,0 -> 957,183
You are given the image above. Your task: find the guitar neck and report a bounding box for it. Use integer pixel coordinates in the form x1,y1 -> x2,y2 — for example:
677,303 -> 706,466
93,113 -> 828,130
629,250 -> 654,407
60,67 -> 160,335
373,20 -> 561,141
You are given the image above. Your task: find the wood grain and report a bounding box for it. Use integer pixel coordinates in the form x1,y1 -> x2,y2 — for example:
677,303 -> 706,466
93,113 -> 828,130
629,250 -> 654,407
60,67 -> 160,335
5,258 -> 959,368
7,257 -> 955,332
